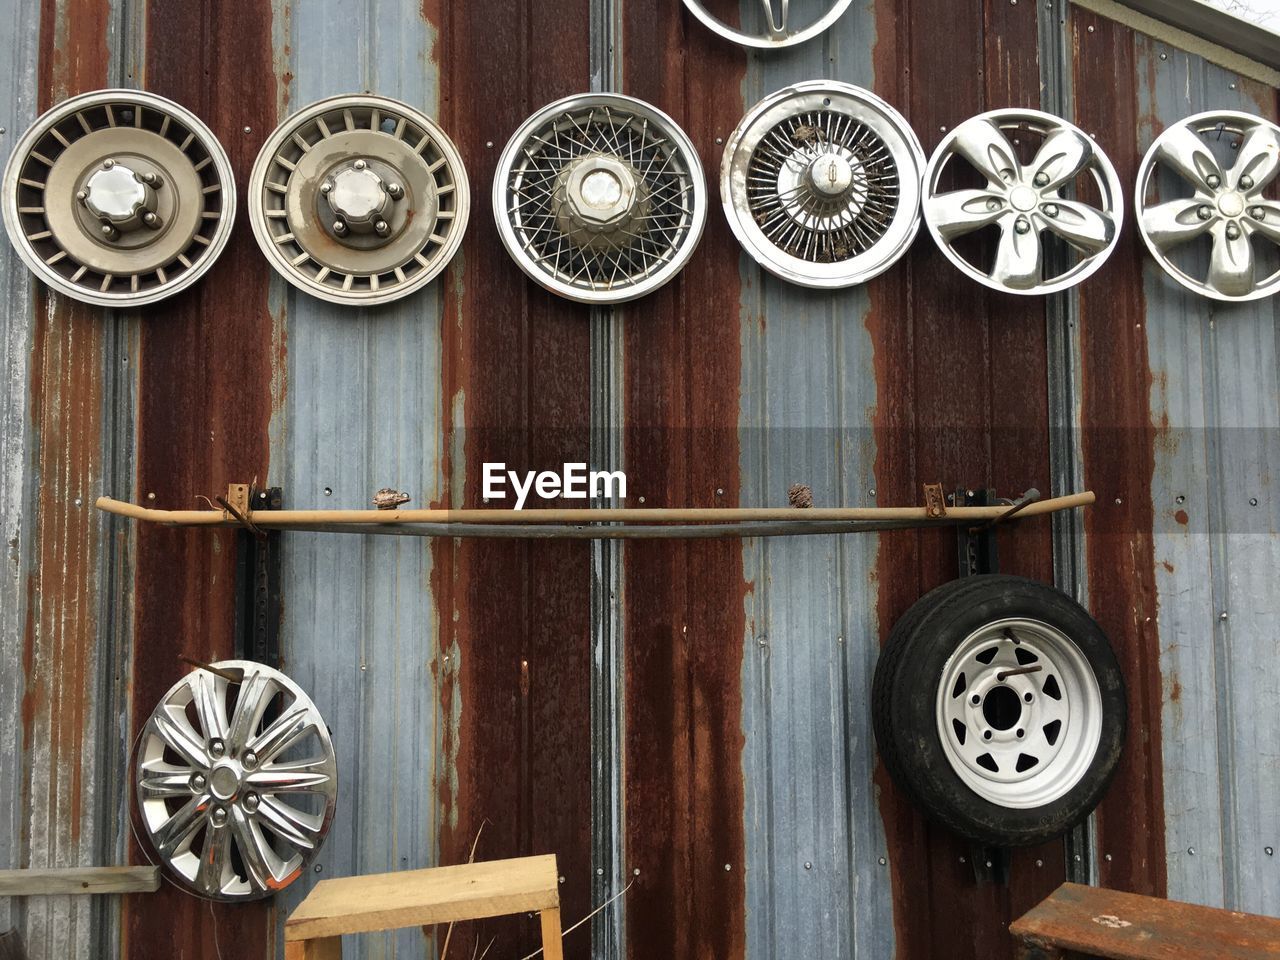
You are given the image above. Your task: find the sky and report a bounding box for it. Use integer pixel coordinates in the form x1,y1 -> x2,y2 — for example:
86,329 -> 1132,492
1201,0 -> 1280,31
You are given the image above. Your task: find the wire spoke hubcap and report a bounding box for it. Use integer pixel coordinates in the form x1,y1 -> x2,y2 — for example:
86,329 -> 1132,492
721,81 -> 924,288
935,618 -> 1102,808
1136,110 -> 1280,302
136,661 -> 336,901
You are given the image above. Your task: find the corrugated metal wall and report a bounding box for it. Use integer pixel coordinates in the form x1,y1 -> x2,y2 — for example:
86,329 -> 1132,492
1,1 -> 1278,958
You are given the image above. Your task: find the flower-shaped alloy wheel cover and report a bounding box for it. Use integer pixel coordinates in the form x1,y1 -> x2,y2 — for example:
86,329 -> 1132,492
1136,111 -> 1280,302
923,109 -> 1123,295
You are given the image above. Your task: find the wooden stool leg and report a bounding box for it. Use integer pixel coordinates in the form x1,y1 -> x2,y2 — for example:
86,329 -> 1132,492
539,907 -> 564,960
285,937 -> 342,960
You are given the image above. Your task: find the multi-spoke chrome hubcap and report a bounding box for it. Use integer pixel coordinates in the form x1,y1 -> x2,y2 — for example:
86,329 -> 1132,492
494,93 -> 706,304
680,0 -> 856,49
1136,111 -> 1280,301
721,82 -> 923,288
935,618 -> 1102,808
135,661 -> 337,901
923,109 -> 1122,294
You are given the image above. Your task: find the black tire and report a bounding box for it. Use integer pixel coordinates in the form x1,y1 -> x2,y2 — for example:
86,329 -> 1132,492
871,575 -> 1126,847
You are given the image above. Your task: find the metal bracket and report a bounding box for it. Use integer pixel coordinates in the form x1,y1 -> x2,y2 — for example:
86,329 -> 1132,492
923,482 -> 947,519
233,486 -> 283,666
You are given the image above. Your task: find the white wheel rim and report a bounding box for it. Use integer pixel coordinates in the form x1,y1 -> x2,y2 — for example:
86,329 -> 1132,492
135,661 -> 337,900
1136,110 -> 1280,302
923,108 -> 1123,295
681,0 -> 856,49
934,618 -> 1102,809
721,81 -> 923,288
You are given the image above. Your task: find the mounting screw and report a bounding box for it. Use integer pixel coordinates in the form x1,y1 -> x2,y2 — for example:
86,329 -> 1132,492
804,861 -> 812,870
1043,203 -> 1059,218
1266,847 -> 1274,856
1197,205 -> 1213,220
1159,52 -> 1167,61
333,219 -> 349,237
210,807 -> 228,827
1240,175 -> 1255,190
1226,223 -> 1242,241
243,126 -> 252,134
386,182 -> 404,200
1220,611 -> 1229,621
374,218 -> 391,236
1087,24 -> 1095,32
243,792 -> 260,813
1207,174 -> 1222,189
1250,497 -> 1259,506
1188,847 -> 1196,855
1033,172 -> 1050,187
724,863 -> 731,872
632,868 -> 640,876
878,857 -> 887,865
596,867 -> 604,876
1014,217 -> 1032,235
1035,859 -> 1043,867
1105,853 -> 1113,861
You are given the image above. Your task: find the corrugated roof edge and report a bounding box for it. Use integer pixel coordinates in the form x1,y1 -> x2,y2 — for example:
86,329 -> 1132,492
1075,0 -> 1280,85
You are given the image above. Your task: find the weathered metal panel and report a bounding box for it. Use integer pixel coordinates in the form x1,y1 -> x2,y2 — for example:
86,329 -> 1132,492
1131,33 -> 1280,915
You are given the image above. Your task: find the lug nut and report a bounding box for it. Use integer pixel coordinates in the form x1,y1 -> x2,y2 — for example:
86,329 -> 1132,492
1251,206 -> 1266,220
1014,217 -> 1032,235
374,219 -> 390,236
986,198 -> 1001,212
386,182 -> 404,200
1240,175 -> 1254,190
1033,172 -> 1049,187
1024,692 -> 1033,703
1197,205 -> 1213,221
102,159 -> 115,170
971,694 -> 981,705
209,738 -> 226,759
243,792 -> 260,813
210,807 -> 228,827
100,223 -> 118,240
1043,203 -> 1059,218
142,211 -> 161,229
333,219 -> 349,237
353,159 -> 367,171
190,773 -> 207,792
983,730 -> 993,741
242,750 -> 258,769
76,190 -> 88,204
1207,174 -> 1222,188
139,171 -> 163,189
320,181 -> 332,195
1226,223 -> 1242,241
1016,728 -> 1025,739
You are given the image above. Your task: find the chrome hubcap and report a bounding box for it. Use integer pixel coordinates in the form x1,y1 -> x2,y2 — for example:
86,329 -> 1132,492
136,661 -> 337,901
935,618 -> 1103,809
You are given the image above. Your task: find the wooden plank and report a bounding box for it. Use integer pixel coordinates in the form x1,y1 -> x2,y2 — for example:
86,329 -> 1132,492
285,938 -> 341,960
0,868 -> 160,896
1010,883 -> 1280,959
539,908 -> 563,960
284,856 -> 560,941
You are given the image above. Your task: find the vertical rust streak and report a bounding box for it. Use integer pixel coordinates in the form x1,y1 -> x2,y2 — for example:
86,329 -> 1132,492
123,1 -> 279,957
1071,8 -> 1167,899
871,0 -> 1062,956
622,3 -> 747,958
431,1 -> 594,957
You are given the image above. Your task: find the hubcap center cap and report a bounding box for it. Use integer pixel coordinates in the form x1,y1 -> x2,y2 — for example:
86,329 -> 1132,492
562,155 -> 639,229
580,169 -> 624,209
1009,185 -> 1038,213
808,154 -> 854,197
326,163 -> 391,227
1218,191 -> 1245,218
209,764 -> 240,801
82,162 -> 155,232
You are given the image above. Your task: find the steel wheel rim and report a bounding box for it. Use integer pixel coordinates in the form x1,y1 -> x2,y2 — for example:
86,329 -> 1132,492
1,89 -> 235,307
135,661 -> 337,901
248,94 -> 469,306
681,0 -> 856,49
934,617 -> 1102,809
721,81 -> 923,288
1136,110 -> 1280,302
923,108 -> 1123,295
493,93 -> 707,304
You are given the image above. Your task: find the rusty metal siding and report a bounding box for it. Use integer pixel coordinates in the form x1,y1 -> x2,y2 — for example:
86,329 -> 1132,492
1130,34 -> 1280,915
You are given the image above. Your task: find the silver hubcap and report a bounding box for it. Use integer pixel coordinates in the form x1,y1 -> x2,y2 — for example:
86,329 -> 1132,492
1136,110 -> 1280,302
494,94 -> 706,304
135,661 -> 337,901
680,0 -> 857,49
935,618 -> 1103,808
923,109 -> 1122,294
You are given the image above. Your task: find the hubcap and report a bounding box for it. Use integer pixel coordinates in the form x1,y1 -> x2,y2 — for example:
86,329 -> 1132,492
935,618 -> 1103,809
135,660 -> 337,901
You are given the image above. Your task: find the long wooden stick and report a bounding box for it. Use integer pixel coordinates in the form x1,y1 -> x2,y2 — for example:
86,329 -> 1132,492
96,492 -> 1094,529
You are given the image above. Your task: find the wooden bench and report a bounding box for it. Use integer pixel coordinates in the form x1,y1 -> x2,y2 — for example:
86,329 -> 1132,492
284,854 -> 563,959
1011,882 -> 1280,959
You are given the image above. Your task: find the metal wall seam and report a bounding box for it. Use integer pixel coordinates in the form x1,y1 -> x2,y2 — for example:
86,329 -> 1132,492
1134,35 -> 1280,916
0,0 -> 43,944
